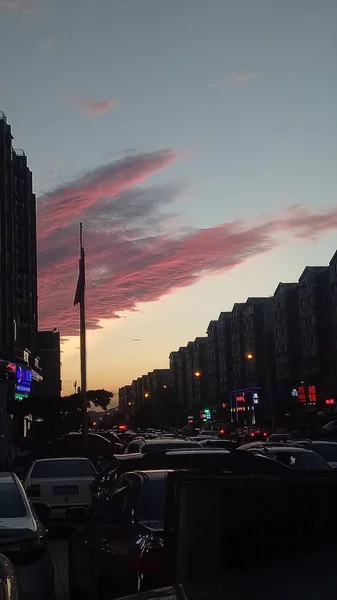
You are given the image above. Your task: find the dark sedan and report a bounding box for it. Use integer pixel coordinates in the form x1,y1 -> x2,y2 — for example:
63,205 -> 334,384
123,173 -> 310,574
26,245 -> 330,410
69,470 -> 168,600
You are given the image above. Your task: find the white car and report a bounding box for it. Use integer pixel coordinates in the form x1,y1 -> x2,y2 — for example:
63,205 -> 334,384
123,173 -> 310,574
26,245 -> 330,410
0,473 -> 55,600
24,457 -> 97,520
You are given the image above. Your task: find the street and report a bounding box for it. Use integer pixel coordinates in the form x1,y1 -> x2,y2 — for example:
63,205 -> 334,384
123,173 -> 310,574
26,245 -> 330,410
49,528 -> 70,600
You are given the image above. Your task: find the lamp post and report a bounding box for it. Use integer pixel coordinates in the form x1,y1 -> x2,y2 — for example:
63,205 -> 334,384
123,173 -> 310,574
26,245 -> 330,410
246,353 -> 275,432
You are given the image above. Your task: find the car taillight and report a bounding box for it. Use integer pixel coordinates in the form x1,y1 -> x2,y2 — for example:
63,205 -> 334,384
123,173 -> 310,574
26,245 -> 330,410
26,483 -> 41,498
263,432 -> 268,437
140,538 -> 166,572
2,536 -> 45,566
250,433 -> 255,437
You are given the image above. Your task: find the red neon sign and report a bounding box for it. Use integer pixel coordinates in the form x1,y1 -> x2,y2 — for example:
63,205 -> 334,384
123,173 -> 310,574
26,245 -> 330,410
325,398 -> 335,405
298,386 -> 306,403
236,394 -> 245,403
308,385 -> 317,403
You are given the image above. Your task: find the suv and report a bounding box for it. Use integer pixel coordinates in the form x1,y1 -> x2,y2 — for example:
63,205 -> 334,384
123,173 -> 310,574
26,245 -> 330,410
125,438 -> 201,454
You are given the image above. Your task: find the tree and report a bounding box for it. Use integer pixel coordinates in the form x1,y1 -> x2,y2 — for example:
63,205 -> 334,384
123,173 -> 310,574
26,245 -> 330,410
11,388 -> 114,442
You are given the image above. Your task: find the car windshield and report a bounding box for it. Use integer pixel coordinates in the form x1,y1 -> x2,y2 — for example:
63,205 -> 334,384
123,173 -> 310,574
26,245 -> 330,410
270,451 -> 331,470
138,480 -> 166,523
0,483 -> 26,518
31,459 -> 96,478
143,441 -> 198,453
314,444 -> 337,462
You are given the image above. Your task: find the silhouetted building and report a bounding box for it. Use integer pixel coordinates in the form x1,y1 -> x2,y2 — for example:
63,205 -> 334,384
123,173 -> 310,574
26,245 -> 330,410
37,330 -> 61,397
273,283 -> 300,401
328,251 -> 337,400
192,337 -> 208,411
217,312 -> 233,405
186,341 -> 195,411
207,320 -> 219,411
231,303 -> 246,391
0,112 -> 38,372
297,265 -> 330,406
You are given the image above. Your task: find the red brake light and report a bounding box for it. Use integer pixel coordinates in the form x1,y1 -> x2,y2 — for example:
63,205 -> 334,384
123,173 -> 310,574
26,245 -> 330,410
138,537 -> 166,572
263,432 -> 268,437
220,429 -> 225,435
250,433 -> 255,437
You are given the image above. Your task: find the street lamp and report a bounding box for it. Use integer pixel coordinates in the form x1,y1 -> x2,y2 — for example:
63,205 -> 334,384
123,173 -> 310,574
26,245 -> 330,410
246,353 -> 254,360
194,371 -> 201,378
144,392 -> 149,399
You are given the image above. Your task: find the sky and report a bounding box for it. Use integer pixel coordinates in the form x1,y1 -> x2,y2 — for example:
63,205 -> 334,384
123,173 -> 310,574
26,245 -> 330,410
1,0 -> 336,401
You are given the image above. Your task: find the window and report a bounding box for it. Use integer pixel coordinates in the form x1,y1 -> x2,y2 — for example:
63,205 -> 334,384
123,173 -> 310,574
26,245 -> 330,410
275,329 -> 280,339
274,310 -> 279,320
31,459 -> 95,478
310,315 -> 316,325
127,442 -> 140,453
0,483 -> 26,518
276,347 -> 281,356
309,295 -> 314,306
138,481 -> 166,523
283,344 -> 288,354
302,317 -> 308,327
95,480 -> 131,525
300,299 -> 305,309
303,338 -> 308,347
277,365 -> 283,374
281,308 -> 285,316
282,326 -> 286,336
311,335 -> 317,345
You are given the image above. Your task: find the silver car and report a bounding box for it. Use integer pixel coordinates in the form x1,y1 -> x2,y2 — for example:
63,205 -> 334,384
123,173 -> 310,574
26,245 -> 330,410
0,473 -> 55,600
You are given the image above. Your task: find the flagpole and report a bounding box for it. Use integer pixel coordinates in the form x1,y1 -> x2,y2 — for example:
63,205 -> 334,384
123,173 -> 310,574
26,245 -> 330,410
79,223 -> 88,454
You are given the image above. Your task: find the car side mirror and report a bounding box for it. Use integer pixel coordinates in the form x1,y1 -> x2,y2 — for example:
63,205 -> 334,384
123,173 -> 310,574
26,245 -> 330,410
32,502 -> 51,524
66,506 -> 87,523
0,553 -> 20,599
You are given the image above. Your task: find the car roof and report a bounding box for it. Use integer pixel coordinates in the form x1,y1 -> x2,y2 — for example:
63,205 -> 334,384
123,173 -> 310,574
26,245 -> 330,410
142,438 -> 198,445
125,470 -> 169,481
166,449 -> 230,455
114,453 -> 143,460
0,473 -> 15,483
311,440 -> 337,446
33,456 -> 91,462
265,447 -> 315,453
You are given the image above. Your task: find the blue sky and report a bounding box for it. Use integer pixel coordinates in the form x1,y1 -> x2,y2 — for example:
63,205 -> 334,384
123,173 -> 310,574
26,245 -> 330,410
1,0 -> 336,398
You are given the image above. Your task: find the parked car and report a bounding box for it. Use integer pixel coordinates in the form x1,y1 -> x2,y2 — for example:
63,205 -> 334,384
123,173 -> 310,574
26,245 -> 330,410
198,439 -> 240,449
68,470 -> 168,600
292,441 -> 337,469
266,433 -> 293,444
0,473 -> 54,600
243,446 -> 332,470
240,427 -> 269,442
24,457 -> 97,520
49,432 -> 124,465
124,438 -> 201,454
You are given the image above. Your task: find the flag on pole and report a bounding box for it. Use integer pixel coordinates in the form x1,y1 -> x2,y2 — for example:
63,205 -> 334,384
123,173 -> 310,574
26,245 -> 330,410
74,246 -> 85,306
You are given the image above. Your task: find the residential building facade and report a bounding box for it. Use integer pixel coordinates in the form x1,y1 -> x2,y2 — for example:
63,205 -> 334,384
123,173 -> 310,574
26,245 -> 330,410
37,330 -> 61,398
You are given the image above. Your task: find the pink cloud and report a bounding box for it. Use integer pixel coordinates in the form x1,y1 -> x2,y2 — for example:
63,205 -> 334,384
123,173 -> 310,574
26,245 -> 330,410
69,94 -> 118,116
38,150 -> 179,239
210,72 -> 259,88
37,151 -> 337,335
